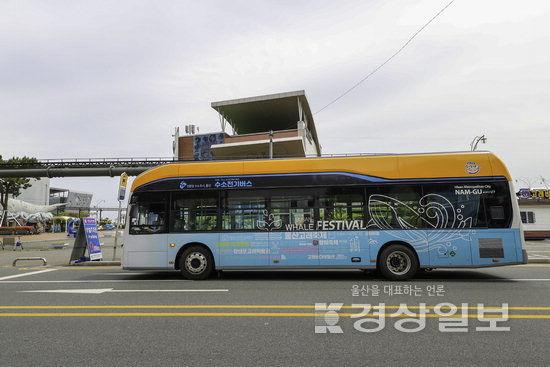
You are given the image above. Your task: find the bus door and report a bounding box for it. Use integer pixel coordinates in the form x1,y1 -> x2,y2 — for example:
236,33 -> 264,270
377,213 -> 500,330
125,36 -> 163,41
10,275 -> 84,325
317,187 -> 368,266
268,192 -> 319,267
125,233 -> 168,268
219,191 -> 270,267
126,193 -> 169,268
169,191 -> 221,267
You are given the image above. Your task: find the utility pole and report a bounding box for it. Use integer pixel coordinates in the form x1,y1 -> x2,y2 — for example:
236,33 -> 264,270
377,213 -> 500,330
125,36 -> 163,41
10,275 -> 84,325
113,172 -> 128,261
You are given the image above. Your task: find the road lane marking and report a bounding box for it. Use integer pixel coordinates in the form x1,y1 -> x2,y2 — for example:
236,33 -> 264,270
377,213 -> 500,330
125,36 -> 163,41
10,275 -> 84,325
2,279 -> 550,285
0,269 -> 58,281
21,289 -> 113,294
19,289 -> 229,294
113,289 -> 228,292
507,279 -> 550,281
0,280 -> 187,284
1,305 -> 548,318
0,312 -> 548,318
1,305 -> 550,310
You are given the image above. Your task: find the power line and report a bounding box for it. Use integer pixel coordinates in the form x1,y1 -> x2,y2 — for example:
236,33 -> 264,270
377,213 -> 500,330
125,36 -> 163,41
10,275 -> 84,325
314,0 -> 456,115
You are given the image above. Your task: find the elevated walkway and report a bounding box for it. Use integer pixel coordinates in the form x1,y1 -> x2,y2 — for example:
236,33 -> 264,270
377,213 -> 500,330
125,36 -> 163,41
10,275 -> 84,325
0,157 -> 174,177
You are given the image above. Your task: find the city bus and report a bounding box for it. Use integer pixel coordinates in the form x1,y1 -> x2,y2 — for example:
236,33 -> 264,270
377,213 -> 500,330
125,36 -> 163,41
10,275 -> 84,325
122,151 -> 527,280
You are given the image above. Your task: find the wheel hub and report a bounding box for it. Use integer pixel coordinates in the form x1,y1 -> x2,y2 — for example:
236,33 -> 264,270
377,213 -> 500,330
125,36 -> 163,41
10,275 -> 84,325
185,252 -> 207,274
386,251 -> 411,275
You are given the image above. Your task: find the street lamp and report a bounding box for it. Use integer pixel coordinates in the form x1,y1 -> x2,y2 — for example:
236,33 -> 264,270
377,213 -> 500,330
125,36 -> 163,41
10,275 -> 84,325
94,200 -> 105,220
470,135 -> 487,151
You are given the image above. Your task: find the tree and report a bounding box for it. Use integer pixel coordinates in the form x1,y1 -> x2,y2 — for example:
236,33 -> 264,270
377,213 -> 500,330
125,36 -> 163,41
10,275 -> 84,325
0,155 -> 40,226
99,218 -> 112,226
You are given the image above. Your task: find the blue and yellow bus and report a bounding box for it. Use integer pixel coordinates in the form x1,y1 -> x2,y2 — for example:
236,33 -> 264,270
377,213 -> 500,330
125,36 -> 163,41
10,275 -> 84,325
122,151 -> 527,280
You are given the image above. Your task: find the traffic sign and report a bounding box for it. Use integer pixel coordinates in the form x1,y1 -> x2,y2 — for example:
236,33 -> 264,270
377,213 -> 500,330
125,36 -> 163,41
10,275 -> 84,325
118,172 -> 128,201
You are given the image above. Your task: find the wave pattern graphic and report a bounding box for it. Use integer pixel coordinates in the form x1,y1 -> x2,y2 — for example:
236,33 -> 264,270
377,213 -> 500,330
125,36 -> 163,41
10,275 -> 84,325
368,194 -> 473,253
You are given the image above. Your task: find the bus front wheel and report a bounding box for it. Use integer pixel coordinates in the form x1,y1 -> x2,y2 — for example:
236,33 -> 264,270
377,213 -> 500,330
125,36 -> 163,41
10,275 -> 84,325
179,246 -> 214,280
379,244 -> 418,281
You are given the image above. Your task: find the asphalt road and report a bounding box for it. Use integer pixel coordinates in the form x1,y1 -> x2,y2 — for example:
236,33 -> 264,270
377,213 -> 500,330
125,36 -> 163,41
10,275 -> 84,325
0,265 -> 549,366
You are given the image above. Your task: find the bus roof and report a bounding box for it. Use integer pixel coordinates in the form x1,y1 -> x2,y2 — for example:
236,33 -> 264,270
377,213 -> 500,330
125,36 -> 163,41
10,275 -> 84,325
131,151 -> 512,192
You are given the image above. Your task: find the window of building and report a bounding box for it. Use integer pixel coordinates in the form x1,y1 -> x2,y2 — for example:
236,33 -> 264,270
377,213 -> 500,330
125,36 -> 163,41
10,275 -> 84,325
520,211 -> 536,224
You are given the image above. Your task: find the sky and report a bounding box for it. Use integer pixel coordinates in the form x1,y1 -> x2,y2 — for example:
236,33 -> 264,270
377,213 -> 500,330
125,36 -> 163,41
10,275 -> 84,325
1,0 -> 550,209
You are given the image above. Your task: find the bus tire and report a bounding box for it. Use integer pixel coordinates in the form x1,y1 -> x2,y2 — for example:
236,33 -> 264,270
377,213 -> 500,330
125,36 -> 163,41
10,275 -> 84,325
379,244 -> 418,281
179,246 -> 214,280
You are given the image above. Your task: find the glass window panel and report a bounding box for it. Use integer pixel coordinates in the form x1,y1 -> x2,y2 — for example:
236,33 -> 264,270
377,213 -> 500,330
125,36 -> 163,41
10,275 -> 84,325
418,181 -> 512,229
221,191 -> 267,231
318,187 -> 365,223
366,185 -> 422,229
319,187 -> 364,207
419,183 -> 478,229
270,191 -> 315,230
129,193 -> 167,235
481,182 -> 512,228
171,192 -> 218,232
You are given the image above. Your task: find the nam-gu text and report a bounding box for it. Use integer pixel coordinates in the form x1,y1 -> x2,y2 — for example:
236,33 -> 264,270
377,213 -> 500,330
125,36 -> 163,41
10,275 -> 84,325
314,303 -> 510,334
454,184 -> 495,195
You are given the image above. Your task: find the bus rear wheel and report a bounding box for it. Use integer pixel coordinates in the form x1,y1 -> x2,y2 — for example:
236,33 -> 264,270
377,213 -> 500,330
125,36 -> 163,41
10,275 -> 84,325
180,246 -> 214,280
379,244 -> 418,281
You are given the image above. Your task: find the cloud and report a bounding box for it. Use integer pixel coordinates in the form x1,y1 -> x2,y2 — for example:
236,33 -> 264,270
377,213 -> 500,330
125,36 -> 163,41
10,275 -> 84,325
1,0 -> 550,206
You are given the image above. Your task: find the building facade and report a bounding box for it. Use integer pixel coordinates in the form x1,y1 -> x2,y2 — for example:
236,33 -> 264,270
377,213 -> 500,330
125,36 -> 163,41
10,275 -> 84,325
518,189 -> 550,239
176,90 -> 321,161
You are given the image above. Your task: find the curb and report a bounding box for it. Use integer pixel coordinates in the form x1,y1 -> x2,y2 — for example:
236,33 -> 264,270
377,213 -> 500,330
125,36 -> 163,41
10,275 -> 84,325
527,259 -> 550,264
69,261 -> 121,266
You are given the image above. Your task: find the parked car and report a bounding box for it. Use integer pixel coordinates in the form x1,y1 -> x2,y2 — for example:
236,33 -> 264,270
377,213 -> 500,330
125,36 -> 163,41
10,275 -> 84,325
100,223 -> 115,230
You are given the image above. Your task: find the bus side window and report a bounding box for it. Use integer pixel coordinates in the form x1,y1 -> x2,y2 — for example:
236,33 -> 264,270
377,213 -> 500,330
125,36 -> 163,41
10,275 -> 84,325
481,182 -> 512,228
420,183 -> 481,229
129,193 -> 168,235
171,192 -> 218,232
318,187 -> 364,223
366,185 -> 422,230
221,191 -> 267,231
270,192 -> 314,229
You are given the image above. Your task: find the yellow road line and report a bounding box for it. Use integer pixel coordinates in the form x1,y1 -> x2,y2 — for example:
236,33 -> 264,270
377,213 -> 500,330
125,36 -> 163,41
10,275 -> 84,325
0,305 -> 549,310
0,312 -> 549,318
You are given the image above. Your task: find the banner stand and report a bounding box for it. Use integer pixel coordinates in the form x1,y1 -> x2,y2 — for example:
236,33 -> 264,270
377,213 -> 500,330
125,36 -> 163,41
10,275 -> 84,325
69,218 -> 103,264
69,223 -> 87,263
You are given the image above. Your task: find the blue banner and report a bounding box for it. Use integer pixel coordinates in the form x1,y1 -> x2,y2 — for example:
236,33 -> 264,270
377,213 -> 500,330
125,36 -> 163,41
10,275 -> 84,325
83,218 -> 102,261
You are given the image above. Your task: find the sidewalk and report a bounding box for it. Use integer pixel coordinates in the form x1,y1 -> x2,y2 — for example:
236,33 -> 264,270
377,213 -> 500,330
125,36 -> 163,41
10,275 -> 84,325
0,231 -> 122,268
